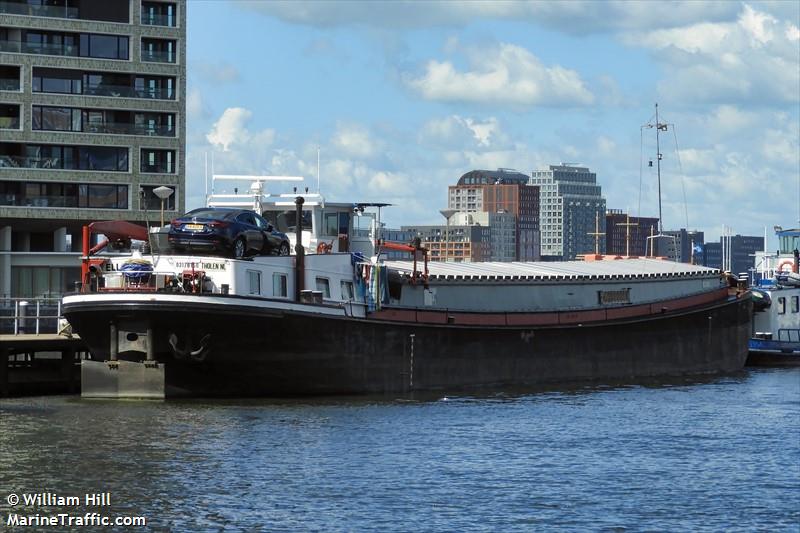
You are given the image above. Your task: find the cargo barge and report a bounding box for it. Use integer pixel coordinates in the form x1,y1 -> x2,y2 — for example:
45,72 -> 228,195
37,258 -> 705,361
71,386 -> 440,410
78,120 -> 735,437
62,192 -> 751,398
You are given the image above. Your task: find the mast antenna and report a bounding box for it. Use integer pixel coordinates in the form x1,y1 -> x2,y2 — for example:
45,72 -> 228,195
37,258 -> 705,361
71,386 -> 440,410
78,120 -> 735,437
645,103 -> 669,235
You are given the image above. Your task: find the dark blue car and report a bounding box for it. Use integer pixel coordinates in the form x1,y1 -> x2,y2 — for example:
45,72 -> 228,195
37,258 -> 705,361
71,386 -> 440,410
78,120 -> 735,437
169,208 -> 291,258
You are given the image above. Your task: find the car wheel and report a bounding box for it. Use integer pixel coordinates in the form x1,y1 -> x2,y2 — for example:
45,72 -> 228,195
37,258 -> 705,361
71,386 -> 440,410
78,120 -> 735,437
278,242 -> 290,256
233,238 -> 246,259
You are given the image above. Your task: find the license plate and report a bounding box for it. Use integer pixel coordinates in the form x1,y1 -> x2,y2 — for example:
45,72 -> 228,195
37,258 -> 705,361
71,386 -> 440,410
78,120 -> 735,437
185,224 -> 204,231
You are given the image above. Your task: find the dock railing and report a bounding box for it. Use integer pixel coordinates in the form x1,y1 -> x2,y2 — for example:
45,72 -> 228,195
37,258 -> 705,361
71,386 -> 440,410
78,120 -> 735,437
0,297 -> 64,335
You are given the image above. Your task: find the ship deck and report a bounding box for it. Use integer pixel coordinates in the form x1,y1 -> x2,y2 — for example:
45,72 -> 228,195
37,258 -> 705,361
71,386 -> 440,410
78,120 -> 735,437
385,258 -> 719,282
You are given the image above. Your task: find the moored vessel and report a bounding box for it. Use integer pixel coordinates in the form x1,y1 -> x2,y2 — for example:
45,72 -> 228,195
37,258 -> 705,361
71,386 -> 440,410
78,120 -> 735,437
747,227 -> 800,366
62,188 -> 752,398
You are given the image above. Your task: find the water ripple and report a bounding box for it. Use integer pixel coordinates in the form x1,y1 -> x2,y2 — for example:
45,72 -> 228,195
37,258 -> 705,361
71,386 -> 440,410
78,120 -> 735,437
1,368 -> 798,531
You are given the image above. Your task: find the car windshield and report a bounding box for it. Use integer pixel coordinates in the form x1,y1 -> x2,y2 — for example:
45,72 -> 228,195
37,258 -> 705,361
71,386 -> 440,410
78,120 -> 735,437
182,209 -> 232,220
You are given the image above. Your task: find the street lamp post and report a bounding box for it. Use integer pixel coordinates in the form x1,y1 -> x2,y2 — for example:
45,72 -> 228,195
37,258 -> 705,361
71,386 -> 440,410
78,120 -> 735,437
439,208 -> 457,262
153,186 -> 174,227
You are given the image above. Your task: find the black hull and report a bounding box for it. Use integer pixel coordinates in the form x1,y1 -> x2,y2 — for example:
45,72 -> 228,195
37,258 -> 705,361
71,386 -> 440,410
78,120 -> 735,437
64,296 -> 752,397
746,351 -> 800,367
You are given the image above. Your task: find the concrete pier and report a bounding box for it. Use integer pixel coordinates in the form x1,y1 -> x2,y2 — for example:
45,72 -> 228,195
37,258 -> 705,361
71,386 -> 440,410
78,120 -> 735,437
0,334 -> 87,396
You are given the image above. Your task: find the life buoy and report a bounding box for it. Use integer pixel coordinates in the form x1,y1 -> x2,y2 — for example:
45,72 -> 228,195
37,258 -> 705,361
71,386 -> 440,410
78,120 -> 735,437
777,260 -> 794,273
316,241 -> 332,254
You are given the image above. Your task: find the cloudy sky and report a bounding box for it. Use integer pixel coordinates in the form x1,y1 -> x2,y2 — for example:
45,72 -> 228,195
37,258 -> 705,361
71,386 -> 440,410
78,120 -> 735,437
185,0 -> 800,243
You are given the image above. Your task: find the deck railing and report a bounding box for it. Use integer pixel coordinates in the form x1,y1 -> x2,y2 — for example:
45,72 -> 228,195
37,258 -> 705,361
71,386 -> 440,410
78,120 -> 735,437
0,297 -> 64,335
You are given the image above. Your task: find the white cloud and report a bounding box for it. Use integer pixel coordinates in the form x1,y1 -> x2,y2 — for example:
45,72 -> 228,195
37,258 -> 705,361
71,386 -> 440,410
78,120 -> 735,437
186,88 -> 210,121
235,0 -> 739,34
206,107 -> 275,152
332,123 -> 380,159
419,115 -> 502,148
405,42 -> 594,107
624,4 -> 800,104
192,61 -> 241,84
206,108 -> 253,151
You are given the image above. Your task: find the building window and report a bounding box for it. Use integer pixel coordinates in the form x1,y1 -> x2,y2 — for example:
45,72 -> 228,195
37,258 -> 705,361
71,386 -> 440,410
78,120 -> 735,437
141,1 -> 176,26
0,65 -> 20,91
0,180 -> 128,209
79,33 -> 128,60
141,149 -> 175,173
247,270 -> 261,296
139,185 -> 176,211
0,143 -> 127,171
273,273 -> 287,298
32,106 -> 81,132
11,266 -> 81,298
0,104 -> 20,129
141,38 -> 176,63
315,277 -> 330,298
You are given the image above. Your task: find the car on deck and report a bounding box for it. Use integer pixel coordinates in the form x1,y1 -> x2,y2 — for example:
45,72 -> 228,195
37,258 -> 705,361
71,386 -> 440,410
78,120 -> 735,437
168,207 -> 291,258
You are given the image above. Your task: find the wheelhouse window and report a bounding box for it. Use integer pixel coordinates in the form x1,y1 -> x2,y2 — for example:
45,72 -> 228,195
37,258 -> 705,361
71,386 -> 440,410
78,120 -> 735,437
315,277 -> 330,298
324,211 -> 350,237
247,270 -> 261,296
273,209 -> 312,233
777,297 -> 786,314
341,280 -> 354,300
273,273 -> 287,298
792,296 -> 799,314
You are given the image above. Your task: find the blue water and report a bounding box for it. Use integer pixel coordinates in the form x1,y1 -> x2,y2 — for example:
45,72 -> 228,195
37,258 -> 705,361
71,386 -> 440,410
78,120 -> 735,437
1,368 -> 799,531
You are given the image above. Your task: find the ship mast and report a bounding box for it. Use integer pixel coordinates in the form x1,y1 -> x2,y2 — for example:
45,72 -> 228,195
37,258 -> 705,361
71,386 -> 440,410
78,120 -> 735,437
616,213 -> 637,257
644,103 -> 674,258
647,103 -> 669,235
587,211 -> 604,255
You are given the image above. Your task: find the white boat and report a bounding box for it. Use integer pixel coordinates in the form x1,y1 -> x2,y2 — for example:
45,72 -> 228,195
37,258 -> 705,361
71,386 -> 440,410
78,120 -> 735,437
748,227 -> 800,365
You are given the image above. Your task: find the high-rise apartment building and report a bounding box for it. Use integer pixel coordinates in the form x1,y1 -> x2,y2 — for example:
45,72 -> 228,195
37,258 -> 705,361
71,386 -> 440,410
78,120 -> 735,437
605,210 -> 659,257
400,222 -> 492,263
530,165 -> 606,261
448,169 -> 540,261
0,0 -> 186,297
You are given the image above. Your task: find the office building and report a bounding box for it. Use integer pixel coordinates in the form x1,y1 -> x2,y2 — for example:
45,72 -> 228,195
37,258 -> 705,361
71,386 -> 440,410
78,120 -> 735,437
0,0 -> 186,297
657,229 -> 705,264
605,209 -> 659,257
448,168 -> 539,261
703,234 -> 764,275
530,164 -> 606,260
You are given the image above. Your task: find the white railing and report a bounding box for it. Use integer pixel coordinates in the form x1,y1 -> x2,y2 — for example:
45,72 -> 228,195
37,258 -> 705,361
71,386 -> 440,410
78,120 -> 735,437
0,297 -> 64,335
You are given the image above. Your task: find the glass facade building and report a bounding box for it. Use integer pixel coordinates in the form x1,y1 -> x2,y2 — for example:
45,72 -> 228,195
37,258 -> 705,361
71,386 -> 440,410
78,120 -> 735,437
0,0 -> 186,297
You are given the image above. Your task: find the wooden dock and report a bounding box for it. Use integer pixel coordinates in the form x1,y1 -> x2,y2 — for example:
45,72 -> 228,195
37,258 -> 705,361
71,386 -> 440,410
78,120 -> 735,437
0,334 -> 87,397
